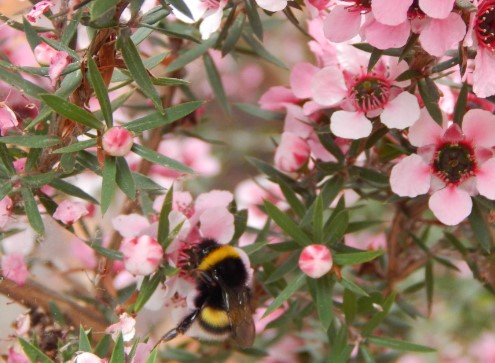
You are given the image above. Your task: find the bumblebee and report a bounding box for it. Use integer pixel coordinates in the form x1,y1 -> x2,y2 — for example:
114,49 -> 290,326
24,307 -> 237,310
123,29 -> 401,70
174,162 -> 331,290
158,238 -> 255,348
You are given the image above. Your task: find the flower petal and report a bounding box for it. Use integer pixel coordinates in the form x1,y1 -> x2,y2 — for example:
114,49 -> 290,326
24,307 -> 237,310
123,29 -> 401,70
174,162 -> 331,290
371,0 -> 412,26
429,186 -> 472,225
419,0 -> 454,19
323,5 -> 361,43
390,154 -> 431,197
408,108 -> 444,147
419,14 -> 466,57
462,109 -> 495,148
381,92 -> 420,129
311,67 -> 347,107
364,19 -> 410,49
476,158 -> 495,200
255,0 -> 287,11
330,110 -> 373,139
473,48 -> 495,98
290,63 -> 319,99
199,206 -> 234,244
199,7 -> 223,39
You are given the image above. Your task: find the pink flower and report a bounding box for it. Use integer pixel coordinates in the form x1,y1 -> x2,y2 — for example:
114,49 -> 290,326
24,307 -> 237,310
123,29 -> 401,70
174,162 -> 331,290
199,206 -> 234,244
130,341 -> 154,363
1,254 -> 29,286
72,352 -> 107,363
255,0 -> 287,11
26,1 -> 55,23
112,213 -> 151,238
53,199 -> 89,224
311,46 -> 420,139
105,313 -> 136,342
7,347 -> 30,363
120,235 -> 163,275
49,51 -> 70,87
0,102 -> 18,136
298,244 -> 333,278
102,126 -> 134,156
390,108 -> 495,225
172,0 -> 228,39
274,132 -> 311,172
34,42 -> 58,66
0,196 -> 13,229
472,0 -> 495,97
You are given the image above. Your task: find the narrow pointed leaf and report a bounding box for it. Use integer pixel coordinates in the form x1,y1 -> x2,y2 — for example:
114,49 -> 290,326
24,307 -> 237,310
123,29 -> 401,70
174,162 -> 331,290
109,333 -> 125,363
0,67 -> 47,99
49,179 -> 99,205
368,336 -> 435,353
312,195 -> 324,244
87,57 -> 113,127
166,36 -> 217,73
41,94 -> 103,130
52,139 -> 98,154
0,135 -> 61,148
245,0 -> 263,40
263,200 -> 311,246
79,325 -> 92,352
263,272 -> 305,317
116,157 -> 136,200
101,157 -> 117,214
333,250 -> 384,266
469,199 -> 492,252
203,53 -> 230,115
158,185 -> 174,246
132,144 -> 194,174
18,337 -> 54,363
21,187 -> 44,235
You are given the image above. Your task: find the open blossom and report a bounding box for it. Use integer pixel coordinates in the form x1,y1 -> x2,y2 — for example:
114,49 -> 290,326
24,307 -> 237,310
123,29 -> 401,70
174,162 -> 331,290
274,132 -> 311,172
172,0 -> 228,39
1,254 -> 29,286
102,126 -> 134,156
120,235 -> 163,275
26,1 -> 55,23
472,0 -> 495,97
311,45 -> 420,139
53,199 -> 89,224
105,313 -> 136,342
298,244 -> 333,278
390,108 -> 495,225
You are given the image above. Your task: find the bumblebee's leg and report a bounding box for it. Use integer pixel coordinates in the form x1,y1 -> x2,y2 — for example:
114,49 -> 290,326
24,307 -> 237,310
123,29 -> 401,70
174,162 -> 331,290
154,309 -> 201,348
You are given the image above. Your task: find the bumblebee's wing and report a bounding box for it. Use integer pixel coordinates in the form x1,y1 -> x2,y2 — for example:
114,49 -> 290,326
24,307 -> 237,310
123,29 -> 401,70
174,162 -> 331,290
225,287 -> 255,348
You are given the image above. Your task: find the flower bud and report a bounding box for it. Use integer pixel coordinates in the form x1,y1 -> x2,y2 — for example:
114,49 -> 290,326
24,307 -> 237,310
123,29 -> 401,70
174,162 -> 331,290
34,43 -> 58,66
274,132 -> 310,172
53,199 -> 89,225
102,126 -> 134,156
121,235 -> 163,275
298,244 -> 333,279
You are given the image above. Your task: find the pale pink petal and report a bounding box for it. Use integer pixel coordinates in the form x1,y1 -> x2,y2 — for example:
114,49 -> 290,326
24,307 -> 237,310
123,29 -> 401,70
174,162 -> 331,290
259,86 -> 298,111
102,126 -> 134,156
255,0 -> 287,11
106,313 -> 136,342
274,132 -> 310,172
371,0 -> 412,26
298,244 -> 333,279
475,147 -> 494,165
199,7 -> 223,39
364,19 -> 410,49
419,0 -> 454,19
120,235 -> 163,275
380,92 -> 420,129
284,104 -> 314,138
473,48 -> 495,98
195,190 -> 233,216
462,109 -> 495,148
390,154 -> 431,197
26,1 -> 55,23
53,199 -> 88,225
8,348 -> 30,363
323,5 -> 361,42
335,44 -> 370,75
49,51 -> 70,87
172,0 -> 207,23
112,214 -> 150,238
419,14 -> 466,57
72,352 -> 106,363
311,67 -> 347,107
131,342 -> 154,363
0,196 -> 13,229
199,206 -> 234,244
290,63 -> 319,99
389,58 -> 411,87
476,158 -> 495,200
408,108 -> 444,147
1,254 -> 28,286
429,186 -> 472,225
33,42 -> 57,66
0,104 -> 19,136
330,110 -> 373,139
442,123 -> 463,143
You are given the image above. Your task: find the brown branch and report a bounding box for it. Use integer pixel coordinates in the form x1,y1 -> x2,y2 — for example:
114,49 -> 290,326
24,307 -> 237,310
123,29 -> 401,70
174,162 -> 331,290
0,278 -> 108,337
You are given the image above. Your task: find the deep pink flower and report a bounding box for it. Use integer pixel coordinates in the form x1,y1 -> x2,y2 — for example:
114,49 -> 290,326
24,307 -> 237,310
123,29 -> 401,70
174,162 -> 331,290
53,199 -> 89,224
120,235 -> 163,275
298,244 -> 333,278
1,253 -> 29,286
7,347 -> 30,363
26,1 -> 55,23
472,0 -> 495,97
390,108 -> 495,225
274,132 -> 311,172
311,46 -> 420,139
102,126 -> 134,156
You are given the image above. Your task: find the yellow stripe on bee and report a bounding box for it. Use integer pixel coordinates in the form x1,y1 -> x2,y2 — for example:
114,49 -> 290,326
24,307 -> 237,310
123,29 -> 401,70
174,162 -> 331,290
200,307 -> 230,328
197,245 -> 240,271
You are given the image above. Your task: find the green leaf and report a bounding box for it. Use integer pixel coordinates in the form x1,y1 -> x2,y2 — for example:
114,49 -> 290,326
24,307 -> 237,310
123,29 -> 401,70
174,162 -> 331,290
340,276 -> 369,297
203,53 -> 230,115
343,288 -> 357,323
263,272 -> 306,317
145,349 -> 159,363
41,94 -> 103,130
367,47 -> 383,73
23,17 -> 42,51
40,36 -> 80,60
153,77 -> 189,86
359,346 -> 376,363
94,334 -> 112,357
88,242 -> 123,260
87,57 -> 113,128
62,8 -> 83,45
167,0 -> 194,19
109,333 -> 125,363
90,0 -> 117,22
0,182 -> 13,202
52,139 -> 98,154
265,253 -> 298,284
323,210 -> 349,245
453,82 -> 468,126
311,275 -> 334,330
333,250 -> 384,266
418,78 -> 442,125
346,220 -> 383,234
21,187 -> 44,235
166,36 -> 217,73
132,172 -> 164,191
120,30 -> 164,113
0,143 -> 15,175
242,33 -> 288,69
361,292 -> 396,336
18,337 -> 54,363
312,195 -> 324,245
125,101 -> 203,133
234,103 -> 284,120
222,13 -> 246,56
368,336 -> 435,353
279,181 -> 305,219
158,185 -> 174,247
101,157 -> 117,214
0,67 -> 47,99
22,171 -> 56,188
263,200 -> 312,246
0,135 -> 61,148
469,199 -> 492,252
49,179 -> 99,205
116,157 -> 136,200
132,144 -> 194,174
233,209 -> 248,241
245,0 -> 263,40
131,270 -> 164,313
79,325 -> 92,352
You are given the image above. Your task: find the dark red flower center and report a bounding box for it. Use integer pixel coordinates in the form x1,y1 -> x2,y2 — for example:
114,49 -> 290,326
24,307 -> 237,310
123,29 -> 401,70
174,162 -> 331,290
343,0 -> 371,13
350,76 -> 390,112
408,0 -> 426,20
433,143 -> 476,184
476,1 -> 495,52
